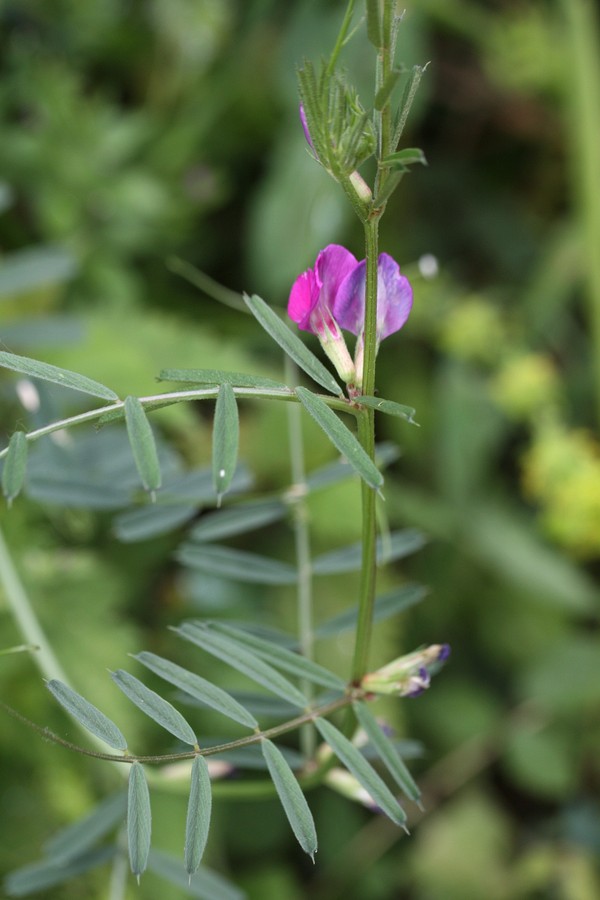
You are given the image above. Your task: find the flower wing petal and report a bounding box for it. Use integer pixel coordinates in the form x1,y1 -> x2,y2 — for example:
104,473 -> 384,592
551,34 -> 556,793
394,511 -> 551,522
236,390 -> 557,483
377,254 -> 413,339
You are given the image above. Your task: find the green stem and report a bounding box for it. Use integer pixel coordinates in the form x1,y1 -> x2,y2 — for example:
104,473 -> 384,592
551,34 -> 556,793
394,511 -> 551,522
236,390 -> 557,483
0,522 -> 70,684
350,219 -> 380,683
0,387 -> 355,461
561,0 -> 600,422
326,0 -> 357,77
0,692 -> 354,766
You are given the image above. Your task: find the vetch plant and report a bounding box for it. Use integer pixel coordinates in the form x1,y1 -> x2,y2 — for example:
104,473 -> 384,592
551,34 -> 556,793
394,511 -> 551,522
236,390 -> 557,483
0,2 -> 446,896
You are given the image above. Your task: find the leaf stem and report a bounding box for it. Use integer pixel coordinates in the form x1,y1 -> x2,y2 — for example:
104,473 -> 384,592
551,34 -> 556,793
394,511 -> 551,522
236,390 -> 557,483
0,387 -> 356,462
0,692 -> 355,765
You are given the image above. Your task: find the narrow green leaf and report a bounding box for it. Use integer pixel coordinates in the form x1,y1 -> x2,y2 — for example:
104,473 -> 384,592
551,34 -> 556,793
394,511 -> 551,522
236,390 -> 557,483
314,718 -> 407,826
174,623 -> 309,709
148,849 -> 244,900
111,669 -> 197,746
158,368 -> 288,390
27,476 -> 126,510
380,147 -> 427,171
0,245 -> 77,297
312,529 -> 426,575
4,847 -> 115,897
296,388 -> 383,490
393,64 -> 427,146
160,465 -> 252,505
185,756 -> 212,876
244,294 -> 343,396
176,543 -> 297,585
124,396 -> 162,494
114,504 -> 197,542
261,739 -> 318,859
356,395 -> 418,424
366,0 -> 382,47
212,383 -> 239,502
44,792 -> 127,864
134,652 -> 258,729
315,583 -> 427,639
0,350 -> 118,401
128,762 -> 151,880
46,680 -> 127,751
353,702 -> 421,803
190,498 -> 286,543
2,431 -> 27,506
211,623 -> 346,691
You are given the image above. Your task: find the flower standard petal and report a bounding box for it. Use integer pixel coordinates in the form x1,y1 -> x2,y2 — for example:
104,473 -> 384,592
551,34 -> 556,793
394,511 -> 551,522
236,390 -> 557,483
287,245 -> 357,338
314,244 -> 359,317
332,260 -> 367,336
287,245 -> 359,384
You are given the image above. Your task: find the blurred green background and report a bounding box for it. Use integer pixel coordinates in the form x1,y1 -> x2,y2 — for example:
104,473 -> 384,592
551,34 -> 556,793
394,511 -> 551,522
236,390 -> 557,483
1,0 -> 599,897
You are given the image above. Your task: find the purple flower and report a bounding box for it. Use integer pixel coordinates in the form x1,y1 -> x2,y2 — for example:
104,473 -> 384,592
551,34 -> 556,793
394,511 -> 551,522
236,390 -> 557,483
333,253 -> 413,341
288,244 -> 358,337
288,244 -> 358,383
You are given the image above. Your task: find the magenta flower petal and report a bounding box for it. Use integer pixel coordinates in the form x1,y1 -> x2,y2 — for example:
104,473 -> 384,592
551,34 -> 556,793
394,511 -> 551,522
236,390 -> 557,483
331,260 -> 366,335
299,104 -> 315,152
287,244 -> 357,335
288,269 -> 317,331
333,253 -> 413,340
314,244 -> 358,317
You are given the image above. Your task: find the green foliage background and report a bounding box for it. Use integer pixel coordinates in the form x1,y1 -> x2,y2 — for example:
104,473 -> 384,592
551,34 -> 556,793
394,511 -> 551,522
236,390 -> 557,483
1,0 -> 599,897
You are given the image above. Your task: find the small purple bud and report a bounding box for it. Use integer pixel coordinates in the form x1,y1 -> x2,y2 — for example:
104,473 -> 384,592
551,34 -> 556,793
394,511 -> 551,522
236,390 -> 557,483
405,667 -> 431,698
437,644 -> 451,662
299,104 -> 315,153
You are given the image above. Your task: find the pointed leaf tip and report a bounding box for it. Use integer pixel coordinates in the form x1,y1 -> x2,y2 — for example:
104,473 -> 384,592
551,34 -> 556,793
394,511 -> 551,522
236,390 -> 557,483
296,387 -> 383,490
212,383 -> 239,500
184,755 -> 212,876
244,294 -> 343,396
2,430 -> 28,505
315,717 -> 407,826
261,739 -> 318,858
124,396 -> 162,493
128,762 -> 151,878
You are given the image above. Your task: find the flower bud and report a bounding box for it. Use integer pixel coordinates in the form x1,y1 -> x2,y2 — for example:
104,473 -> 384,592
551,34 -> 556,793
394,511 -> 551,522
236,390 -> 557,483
361,644 -> 450,697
